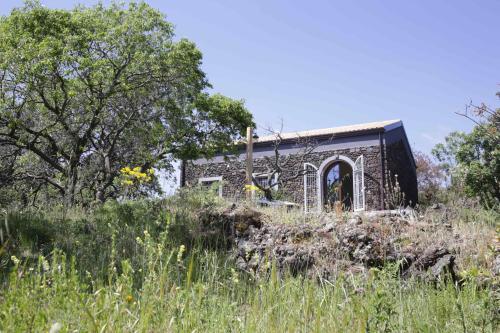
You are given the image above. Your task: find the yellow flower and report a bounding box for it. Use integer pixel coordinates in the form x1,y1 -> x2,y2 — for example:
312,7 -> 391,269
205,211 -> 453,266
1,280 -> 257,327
125,295 -> 134,303
244,184 -> 261,192
122,179 -> 134,186
120,166 -> 131,174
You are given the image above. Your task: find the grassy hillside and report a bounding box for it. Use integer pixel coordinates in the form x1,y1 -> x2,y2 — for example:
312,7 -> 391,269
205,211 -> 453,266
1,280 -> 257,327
0,190 -> 498,332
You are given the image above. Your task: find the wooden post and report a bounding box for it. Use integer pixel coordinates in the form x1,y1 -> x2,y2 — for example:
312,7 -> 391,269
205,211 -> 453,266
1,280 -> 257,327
246,127 -> 253,200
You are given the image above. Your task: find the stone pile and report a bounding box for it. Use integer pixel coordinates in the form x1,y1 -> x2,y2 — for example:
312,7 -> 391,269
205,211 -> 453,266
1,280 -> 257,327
202,205 -> 462,283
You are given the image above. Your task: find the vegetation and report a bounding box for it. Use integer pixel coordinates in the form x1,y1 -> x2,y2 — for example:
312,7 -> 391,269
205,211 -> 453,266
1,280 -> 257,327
431,95 -> 499,208
0,192 -> 498,332
0,2 -> 498,332
414,150 -> 445,205
0,1 -> 254,207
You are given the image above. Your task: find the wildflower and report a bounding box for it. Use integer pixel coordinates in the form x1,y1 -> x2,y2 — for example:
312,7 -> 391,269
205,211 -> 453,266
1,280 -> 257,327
41,257 -> 50,272
230,268 -> 239,284
125,295 -> 134,303
177,244 -> 186,264
49,322 -> 62,333
10,255 -> 20,265
244,184 -> 261,192
120,166 -> 131,173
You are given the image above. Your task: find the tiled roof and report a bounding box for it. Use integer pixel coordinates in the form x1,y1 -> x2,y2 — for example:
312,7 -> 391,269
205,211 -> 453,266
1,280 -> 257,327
254,119 -> 402,143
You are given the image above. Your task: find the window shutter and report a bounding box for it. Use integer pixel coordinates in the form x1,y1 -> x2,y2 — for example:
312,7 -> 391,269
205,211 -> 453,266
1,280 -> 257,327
303,163 -> 318,213
353,155 -> 365,211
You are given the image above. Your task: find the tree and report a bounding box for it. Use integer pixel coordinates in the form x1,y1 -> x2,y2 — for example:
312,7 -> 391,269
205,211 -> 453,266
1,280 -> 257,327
432,94 -> 499,208
454,99 -> 499,208
431,131 -> 467,186
0,1 -> 254,206
250,124 -> 321,201
414,151 -> 444,203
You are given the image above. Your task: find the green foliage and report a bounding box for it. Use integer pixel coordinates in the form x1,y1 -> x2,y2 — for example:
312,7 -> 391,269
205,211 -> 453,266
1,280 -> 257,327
1,240 -> 497,332
432,131 -> 467,180
0,193 -> 498,331
0,1 -> 254,206
454,122 -> 499,208
432,94 -> 499,208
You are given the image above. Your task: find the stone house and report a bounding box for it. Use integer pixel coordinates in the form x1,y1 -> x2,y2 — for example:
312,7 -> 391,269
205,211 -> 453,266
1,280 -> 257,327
181,120 -> 417,212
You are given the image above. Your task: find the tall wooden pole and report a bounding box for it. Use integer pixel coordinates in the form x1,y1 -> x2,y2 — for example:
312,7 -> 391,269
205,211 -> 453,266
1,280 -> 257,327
246,127 -> 253,201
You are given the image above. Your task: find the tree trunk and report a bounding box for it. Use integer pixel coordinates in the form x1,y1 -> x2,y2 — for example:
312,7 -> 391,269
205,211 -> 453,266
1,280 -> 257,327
263,188 -> 274,201
64,158 -> 79,207
96,189 -> 106,203
64,172 -> 78,207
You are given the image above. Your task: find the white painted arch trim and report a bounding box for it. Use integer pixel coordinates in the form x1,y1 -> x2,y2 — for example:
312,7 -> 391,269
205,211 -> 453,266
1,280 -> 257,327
198,176 -> 223,197
318,155 -> 356,176
316,154 -> 364,212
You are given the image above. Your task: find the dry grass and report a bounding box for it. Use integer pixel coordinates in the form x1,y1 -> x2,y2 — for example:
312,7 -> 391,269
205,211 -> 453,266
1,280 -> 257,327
252,199 -> 498,276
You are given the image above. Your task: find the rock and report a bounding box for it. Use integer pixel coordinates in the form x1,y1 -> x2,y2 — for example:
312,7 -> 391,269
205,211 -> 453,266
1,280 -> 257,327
402,247 -> 458,283
196,204 -> 466,282
321,222 -> 335,233
347,216 -> 362,225
492,255 -> 500,276
230,206 -> 263,236
431,203 -> 444,210
429,254 -> 457,282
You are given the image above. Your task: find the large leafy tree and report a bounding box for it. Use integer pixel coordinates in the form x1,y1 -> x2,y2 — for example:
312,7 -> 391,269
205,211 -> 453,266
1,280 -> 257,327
0,1 -> 253,205
432,95 -> 499,208
431,131 -> 467,184
454,100 -> 499,208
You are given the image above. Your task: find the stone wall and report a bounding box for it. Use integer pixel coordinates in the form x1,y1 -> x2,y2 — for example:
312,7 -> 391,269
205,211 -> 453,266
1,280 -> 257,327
385,139 -> 418,206
184,145 -> 384,210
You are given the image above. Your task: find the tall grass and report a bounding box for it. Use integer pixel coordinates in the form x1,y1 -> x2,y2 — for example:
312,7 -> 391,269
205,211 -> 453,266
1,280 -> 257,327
1,248 -> 497,332
0,192 -> 498,332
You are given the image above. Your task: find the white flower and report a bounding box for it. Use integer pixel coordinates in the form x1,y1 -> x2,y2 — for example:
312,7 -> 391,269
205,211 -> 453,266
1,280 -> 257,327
49,322 -> 62,333
41,257 -> 50,272
10,255 -> 20,265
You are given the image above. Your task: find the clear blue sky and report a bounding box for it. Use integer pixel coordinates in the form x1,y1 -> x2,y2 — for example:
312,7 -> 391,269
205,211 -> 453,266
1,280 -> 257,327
1,0 -> 499,154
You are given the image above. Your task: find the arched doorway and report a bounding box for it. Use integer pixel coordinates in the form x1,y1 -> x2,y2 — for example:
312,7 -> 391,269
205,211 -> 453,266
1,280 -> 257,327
323,161 -> 353,211
316,155 -> 365,212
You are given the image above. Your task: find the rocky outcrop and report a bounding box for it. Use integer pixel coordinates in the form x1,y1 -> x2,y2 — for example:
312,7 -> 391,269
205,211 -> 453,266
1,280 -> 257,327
200,206 -> 463,283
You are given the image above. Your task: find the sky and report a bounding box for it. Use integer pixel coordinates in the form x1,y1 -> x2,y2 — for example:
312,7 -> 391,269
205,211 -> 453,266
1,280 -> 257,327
1,1 -> 499,191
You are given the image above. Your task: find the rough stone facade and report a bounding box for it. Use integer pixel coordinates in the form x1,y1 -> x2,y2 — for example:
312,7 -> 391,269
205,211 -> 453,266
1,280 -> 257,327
384,127 -> 418,207
184,145 -> 384,210
183,121 -> 418,211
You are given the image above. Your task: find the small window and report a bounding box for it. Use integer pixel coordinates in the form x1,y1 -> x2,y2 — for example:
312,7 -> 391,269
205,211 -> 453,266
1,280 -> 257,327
198,176 -> 223,197
252,173 -> 278,198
